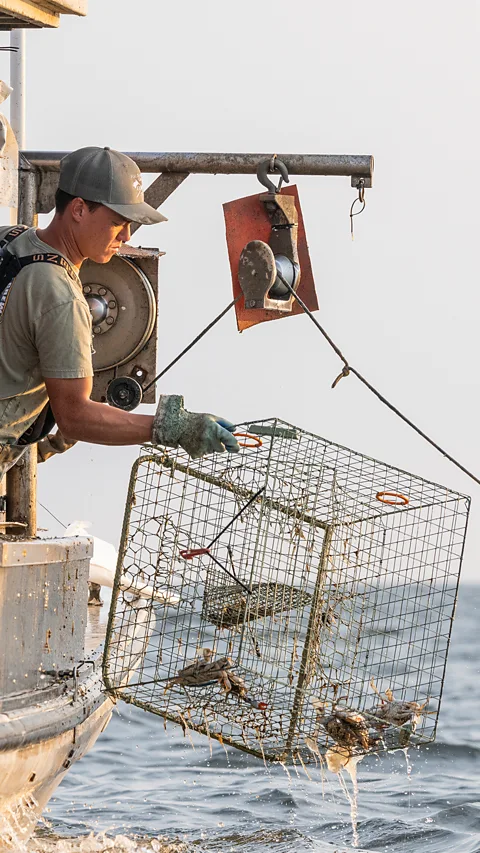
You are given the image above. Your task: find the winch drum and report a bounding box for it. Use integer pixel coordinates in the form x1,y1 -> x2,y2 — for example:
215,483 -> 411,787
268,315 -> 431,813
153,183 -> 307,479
79,248 -> 160,404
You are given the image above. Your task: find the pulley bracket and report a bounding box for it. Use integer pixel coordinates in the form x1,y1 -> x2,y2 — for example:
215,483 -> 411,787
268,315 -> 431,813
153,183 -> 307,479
238,189 -> 300,313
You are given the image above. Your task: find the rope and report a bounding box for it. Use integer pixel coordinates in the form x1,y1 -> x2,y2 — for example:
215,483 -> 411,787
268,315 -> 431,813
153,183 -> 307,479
143,254 -> 479,487
36,297 -> 243,529
37,263 -> 478,536
143,295 -> 241,393
38,500 -> 66,528
274,270 -> 480,487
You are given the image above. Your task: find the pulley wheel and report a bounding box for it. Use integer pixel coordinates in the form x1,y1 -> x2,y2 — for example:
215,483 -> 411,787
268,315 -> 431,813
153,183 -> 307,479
80,255 -> 156,372
106,376 -> 143,411
268,254 -> 299,300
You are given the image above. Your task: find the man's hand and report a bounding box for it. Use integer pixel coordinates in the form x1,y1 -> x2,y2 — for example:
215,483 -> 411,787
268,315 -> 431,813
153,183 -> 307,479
44,377 -> 153,445
152,395 -> 240,458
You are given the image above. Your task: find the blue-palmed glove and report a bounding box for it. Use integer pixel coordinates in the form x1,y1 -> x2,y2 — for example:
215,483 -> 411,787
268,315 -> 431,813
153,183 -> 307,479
152,395 -> 240,459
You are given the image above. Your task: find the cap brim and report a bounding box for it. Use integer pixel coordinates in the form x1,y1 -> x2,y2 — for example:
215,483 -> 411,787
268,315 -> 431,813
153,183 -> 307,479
104,201 -> 167,225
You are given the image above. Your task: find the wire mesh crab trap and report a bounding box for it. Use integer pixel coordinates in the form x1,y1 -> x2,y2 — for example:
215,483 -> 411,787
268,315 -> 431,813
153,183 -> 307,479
103,418 -> 470,767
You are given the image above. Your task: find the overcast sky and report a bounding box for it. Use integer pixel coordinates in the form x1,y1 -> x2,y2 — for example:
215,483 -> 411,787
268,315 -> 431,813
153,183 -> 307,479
0,0 -> 478,580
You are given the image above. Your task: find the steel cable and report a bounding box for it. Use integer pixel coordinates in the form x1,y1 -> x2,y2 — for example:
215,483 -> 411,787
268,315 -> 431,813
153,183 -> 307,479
275,271 -> 480,488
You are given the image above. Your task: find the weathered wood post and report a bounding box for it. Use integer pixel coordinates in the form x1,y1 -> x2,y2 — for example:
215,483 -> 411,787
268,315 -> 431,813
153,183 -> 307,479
6,165 -> 38,537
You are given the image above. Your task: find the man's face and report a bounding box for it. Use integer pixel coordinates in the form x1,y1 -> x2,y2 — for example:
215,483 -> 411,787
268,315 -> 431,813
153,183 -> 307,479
75,203 -> 131,263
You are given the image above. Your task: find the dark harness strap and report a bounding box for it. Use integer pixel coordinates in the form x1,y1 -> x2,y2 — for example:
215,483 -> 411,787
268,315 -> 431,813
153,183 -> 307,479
0,226 -> 78,446
0,226 -> 77,302
0,224 -> 29,247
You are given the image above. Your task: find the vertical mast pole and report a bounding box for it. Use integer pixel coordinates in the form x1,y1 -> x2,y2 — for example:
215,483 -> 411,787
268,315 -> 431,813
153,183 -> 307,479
6,28 -> 37,538
10,29 -> 26,149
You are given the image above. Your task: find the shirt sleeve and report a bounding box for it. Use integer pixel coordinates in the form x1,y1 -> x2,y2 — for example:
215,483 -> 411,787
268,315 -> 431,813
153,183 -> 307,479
34,298 -> 94,379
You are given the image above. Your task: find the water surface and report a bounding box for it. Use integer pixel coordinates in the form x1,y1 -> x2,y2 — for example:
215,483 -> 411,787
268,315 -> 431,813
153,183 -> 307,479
29,584 -> 480,852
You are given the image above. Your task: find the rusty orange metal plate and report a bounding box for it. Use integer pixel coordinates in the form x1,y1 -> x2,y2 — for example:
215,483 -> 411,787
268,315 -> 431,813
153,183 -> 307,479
223,186 -> 319,332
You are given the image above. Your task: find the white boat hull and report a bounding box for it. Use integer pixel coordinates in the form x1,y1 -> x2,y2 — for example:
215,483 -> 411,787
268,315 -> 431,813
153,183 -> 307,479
0,695 -> 113,850
0,535 -> 152,850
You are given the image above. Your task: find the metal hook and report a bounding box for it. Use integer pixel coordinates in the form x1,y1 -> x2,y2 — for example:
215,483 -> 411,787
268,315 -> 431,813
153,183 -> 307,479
257,156 -> 290,194
350,179 -> 366,240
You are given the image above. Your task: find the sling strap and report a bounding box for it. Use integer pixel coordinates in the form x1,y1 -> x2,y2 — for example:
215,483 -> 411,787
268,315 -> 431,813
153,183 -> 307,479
0,225 -> 78,307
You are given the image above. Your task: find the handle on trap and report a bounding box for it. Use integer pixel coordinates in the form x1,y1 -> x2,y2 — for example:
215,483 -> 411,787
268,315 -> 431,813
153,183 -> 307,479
180,547 -> 210,560
234,432 -> 262,449
376,491 -> 409,506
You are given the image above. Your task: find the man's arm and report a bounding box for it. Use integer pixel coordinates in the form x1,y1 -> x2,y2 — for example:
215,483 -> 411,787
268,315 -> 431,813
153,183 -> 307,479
44,376 -> 153,445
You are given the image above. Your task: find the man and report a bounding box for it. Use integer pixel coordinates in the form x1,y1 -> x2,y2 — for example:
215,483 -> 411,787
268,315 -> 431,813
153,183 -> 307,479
0,146 -> 238,479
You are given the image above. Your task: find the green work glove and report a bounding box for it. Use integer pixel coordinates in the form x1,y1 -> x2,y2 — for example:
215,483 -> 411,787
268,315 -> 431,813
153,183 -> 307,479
152,395 -> 240,459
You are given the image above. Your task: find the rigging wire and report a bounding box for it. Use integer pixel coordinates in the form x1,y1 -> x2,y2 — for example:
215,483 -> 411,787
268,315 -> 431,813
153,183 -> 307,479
37,261 -> 479,529
143,295 -> 241,393
37,298 -> 242,527
38,499 -> 66,529
275,270 -> 480,488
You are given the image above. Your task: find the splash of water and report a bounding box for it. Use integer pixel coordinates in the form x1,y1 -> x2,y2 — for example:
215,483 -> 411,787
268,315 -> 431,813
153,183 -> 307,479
0,792 -> 40,852
400,746 -> 414,810
324,748 -> 364,848
338,755 -> 364,849
0,796 -> 187,853
26,834 -> 189,852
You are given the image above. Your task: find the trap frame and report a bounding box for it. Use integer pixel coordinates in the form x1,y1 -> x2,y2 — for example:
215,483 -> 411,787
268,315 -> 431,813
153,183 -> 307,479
103,418 -> 469,765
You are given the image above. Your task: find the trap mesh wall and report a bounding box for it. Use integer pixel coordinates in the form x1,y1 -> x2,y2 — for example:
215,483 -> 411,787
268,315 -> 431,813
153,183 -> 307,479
103,418 -> 469,764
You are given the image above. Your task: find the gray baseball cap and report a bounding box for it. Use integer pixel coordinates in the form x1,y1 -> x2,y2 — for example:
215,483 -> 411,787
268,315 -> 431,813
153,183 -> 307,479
58,146 -> 167,225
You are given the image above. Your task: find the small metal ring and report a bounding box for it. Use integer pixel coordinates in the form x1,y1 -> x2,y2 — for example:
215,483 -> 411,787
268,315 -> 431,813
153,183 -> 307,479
350,197 -> 366,217
234,432 -> 263,449
376,491 -> 409,506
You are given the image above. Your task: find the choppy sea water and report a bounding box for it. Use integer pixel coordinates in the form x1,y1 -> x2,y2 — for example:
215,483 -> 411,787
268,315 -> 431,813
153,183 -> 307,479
27,583 -> 480,853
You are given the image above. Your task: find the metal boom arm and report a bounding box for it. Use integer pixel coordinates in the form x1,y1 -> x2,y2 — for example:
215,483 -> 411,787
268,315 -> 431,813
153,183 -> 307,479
23,151 -> 374,184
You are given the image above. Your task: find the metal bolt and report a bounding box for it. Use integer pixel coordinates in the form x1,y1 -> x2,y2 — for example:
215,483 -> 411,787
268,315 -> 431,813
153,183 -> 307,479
83,285 -> 91,294
118,389 -> 128,400
93,326 -> 101,334
108,300 -> 116,309
99,287 -> 107,296
106,317 -> 114,325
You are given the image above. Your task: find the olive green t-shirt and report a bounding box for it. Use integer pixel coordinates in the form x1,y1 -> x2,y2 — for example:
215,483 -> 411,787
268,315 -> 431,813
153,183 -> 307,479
0,227 -> 93,444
